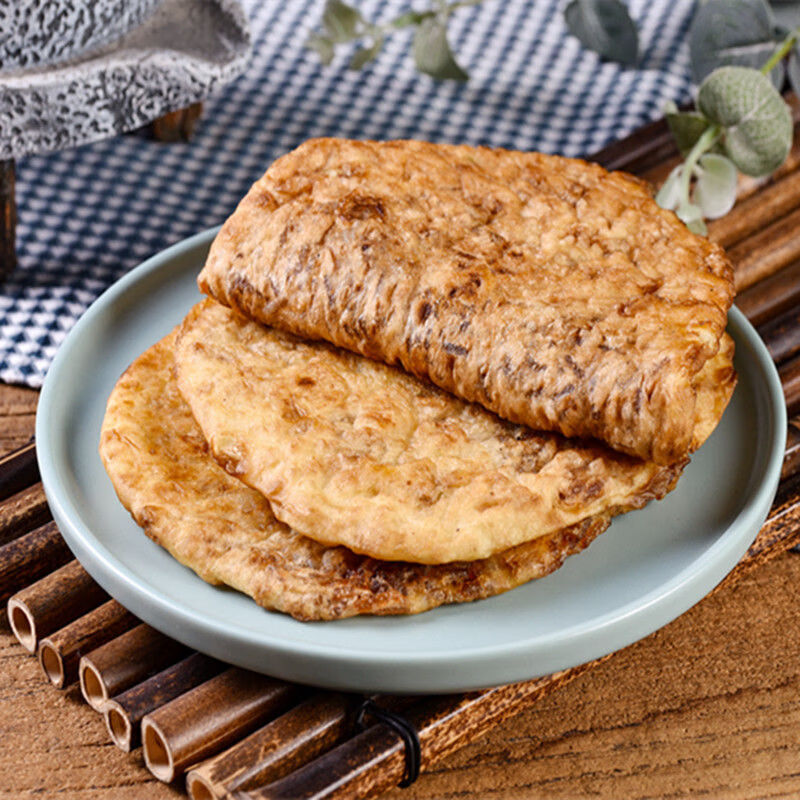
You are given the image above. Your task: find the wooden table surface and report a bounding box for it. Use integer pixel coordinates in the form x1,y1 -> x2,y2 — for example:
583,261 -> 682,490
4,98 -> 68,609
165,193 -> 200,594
3,384 -> 800,799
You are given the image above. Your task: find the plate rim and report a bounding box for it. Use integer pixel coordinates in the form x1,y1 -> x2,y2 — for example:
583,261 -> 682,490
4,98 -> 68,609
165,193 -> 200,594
35,227 -> 787,692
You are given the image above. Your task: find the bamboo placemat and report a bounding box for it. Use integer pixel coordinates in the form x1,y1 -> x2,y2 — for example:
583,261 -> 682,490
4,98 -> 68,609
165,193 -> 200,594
4,110 -> 800,798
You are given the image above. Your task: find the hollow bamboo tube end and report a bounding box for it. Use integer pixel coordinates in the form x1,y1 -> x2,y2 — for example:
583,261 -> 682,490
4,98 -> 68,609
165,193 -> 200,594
79,658 -> 108,711
7,598 -> 36,652
38,640 -> 65,688
143,718 -> 176,782
105,701 -> 134,752
186,773 -> 218,800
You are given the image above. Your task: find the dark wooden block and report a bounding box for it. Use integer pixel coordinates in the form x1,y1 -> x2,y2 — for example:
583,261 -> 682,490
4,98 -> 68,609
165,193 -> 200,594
0,159 -> 16,282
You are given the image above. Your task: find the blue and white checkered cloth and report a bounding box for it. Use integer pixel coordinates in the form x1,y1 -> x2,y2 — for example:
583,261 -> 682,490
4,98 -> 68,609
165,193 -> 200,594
0,0 -> 695,387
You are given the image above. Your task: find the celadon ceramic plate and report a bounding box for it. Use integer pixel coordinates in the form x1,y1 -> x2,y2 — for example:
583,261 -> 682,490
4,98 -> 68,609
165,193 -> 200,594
36,228 -> 786,694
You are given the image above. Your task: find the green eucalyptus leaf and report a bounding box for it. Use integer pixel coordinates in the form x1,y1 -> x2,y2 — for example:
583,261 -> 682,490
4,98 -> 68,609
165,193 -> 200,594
564,0 -> 638,66
676,198 -> 708,234
322,0 -> 363,43
677,198 -> 704,222
413,16 -> 469,81
350,37 -> 383,70
697,66 -> 793,175
391,10 -> 428,28
654,164 -> 683,211
306,33 -> 336,65
771,1 -> 800,34
688,0 -> 784,88
693,153 -> 738,218
665,109 -> 713,156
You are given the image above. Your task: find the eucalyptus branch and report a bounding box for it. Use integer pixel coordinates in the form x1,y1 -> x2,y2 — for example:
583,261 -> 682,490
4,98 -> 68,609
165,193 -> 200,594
677,125 -> 722,207
760,27 -> 799,76
307,0 -> 483,80
378,0 -> 481,35
657,24 -> 796,235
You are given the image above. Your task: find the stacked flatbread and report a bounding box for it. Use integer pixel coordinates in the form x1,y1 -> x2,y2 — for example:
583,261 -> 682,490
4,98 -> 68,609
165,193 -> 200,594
100,138 -> 737,620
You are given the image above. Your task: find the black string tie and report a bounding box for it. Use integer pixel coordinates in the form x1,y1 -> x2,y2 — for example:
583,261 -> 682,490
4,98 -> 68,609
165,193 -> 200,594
357,699 -> 421,788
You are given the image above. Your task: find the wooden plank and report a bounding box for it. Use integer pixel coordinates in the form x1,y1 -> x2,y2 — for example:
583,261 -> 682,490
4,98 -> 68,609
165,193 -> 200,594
0,159 -> 15,282
735,259 -> 800,327
730,204 -> 800,292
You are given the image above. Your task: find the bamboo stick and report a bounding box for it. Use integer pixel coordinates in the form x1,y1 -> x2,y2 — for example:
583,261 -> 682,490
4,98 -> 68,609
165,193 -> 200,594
234,663 -> 601,800
736,260 -> 800,327
186,693 -> 357,800
104,653 -> 224,752
784,419 -> 800,480
780,353 -> 800,417
757,302 -> 800,365
0,521 -> 71,604
38,599 -> 137,688
730,204 -> 800,293
0,482 -> 50,547
709,168 -> 800,249
7,560 -> 107,653
0,159 -> 16,281
593,121 -> 676,174
79,623 -> 189,711
0,439 -> 38,503
142,669 -> 304,783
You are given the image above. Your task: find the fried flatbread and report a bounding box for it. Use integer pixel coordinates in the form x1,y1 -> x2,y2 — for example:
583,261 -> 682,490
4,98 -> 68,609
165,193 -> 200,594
174,300 -> 684,564
99,328 -> 613,621
198,138 -> 736,465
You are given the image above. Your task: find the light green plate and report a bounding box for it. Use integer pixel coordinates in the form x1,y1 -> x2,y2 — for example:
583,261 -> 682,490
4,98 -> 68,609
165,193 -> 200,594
36,228 -> 786,693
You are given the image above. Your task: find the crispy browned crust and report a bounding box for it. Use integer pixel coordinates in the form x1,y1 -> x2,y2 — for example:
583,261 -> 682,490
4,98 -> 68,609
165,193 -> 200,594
98,329 -> 616,620
198,138 -> 735,465
174,300 -> 684,564
691,331 -> 737,450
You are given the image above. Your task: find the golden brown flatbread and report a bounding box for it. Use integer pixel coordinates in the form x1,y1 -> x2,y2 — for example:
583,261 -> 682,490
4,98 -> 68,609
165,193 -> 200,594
174,300 -> 683,565
99,328 -> 613,620
198,138 -> 735,465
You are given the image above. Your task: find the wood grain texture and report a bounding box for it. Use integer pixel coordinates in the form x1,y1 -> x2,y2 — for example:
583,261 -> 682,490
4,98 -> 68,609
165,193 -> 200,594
758,302 -> 800,364
708,167 -> 800,249
3,547 -> 800,799
0,520 -> 71,604
729,204 -> 800,292
187,693 -> 358,799
0,440 -> 38,502
784,418 -> 800,479
0,384 -> 36,452
780,354 -> 800,417
735,259 -> 800,327
0,482 -> 50,547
